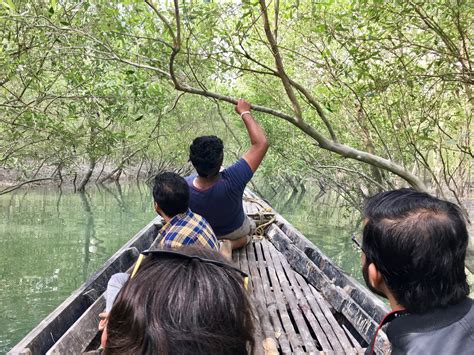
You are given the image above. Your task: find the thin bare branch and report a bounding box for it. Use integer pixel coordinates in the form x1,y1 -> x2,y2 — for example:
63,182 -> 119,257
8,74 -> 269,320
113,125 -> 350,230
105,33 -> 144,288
259,0 -> 303,121
144,0 -> 177,46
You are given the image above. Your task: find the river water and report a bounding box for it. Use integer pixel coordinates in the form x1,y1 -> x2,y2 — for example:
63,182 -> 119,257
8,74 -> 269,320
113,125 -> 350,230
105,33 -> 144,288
0,182 -> 362,352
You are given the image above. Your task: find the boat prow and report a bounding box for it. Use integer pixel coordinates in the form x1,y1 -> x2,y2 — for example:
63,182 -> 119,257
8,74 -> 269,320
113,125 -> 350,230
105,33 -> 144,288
9,190 -> 389,354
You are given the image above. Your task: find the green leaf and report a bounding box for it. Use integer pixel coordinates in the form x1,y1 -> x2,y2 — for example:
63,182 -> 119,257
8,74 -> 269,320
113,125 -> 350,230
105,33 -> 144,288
5,0 -> 16,11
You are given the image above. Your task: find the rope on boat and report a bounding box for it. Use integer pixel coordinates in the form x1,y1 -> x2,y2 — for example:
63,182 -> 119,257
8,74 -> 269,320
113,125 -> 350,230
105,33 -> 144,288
243,196 -> 269,210
254,216 -> 276,238
244,196 -> 276,239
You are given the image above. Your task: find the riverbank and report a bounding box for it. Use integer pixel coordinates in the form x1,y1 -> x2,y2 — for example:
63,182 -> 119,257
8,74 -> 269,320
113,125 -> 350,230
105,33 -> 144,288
3,165 -> 473,270
0,165 -> 146,188
0,161 -> 193,194
2,165 -> 474,271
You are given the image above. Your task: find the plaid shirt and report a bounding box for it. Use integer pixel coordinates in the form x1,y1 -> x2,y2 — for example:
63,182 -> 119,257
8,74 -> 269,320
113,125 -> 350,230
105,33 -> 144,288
156,209 -> 218,250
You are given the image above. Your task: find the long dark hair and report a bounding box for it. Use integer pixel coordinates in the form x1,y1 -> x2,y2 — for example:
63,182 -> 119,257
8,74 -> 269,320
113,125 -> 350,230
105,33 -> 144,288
363,188 -> 469,314
104,247 -> 255,354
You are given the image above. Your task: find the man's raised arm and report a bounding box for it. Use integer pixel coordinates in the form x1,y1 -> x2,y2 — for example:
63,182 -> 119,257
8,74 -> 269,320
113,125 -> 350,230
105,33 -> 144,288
235,99 -> 269,173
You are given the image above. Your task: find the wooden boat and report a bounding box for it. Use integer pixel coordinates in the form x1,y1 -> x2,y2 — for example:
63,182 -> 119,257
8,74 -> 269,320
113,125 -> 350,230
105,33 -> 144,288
8,190 -> 390,354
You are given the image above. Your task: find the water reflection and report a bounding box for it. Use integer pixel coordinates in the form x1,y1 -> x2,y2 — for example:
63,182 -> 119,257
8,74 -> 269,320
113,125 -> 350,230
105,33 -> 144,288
98,182 -> 127,212
0,183 -> 155,353
258,183 -> 364,281
79,192 -> 94,280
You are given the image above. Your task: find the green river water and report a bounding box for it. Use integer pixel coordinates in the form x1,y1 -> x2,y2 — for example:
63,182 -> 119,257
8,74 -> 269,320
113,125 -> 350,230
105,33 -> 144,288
0,182 -> 363,353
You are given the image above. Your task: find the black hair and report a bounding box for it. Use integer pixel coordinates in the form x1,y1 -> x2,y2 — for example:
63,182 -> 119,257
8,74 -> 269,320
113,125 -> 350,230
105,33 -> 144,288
152,172 -> 189,217
104,247 -> 255,355
362,188 -> 469,314
189,136 -> 224,177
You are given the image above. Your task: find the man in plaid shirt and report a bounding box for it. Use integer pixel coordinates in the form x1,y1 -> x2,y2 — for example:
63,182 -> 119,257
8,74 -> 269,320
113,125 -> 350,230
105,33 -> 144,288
150,172 -> 218,251
100,172 -> 218,326
154,208 -> 218,250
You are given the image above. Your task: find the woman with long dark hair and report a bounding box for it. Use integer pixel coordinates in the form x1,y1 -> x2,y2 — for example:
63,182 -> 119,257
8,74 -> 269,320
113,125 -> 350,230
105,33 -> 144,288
102,247 -> 255,355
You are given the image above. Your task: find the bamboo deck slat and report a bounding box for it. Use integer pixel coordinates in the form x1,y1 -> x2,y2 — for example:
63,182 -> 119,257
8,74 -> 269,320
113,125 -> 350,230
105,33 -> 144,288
246,239 -> 291,353
272,246 -> 332,351
240,196 -> 364,354
235,238 -> 362,354
343,324 -> 364,351
294,272 -> 345,352
234,247 -> 267,355
262,240 -> 317,352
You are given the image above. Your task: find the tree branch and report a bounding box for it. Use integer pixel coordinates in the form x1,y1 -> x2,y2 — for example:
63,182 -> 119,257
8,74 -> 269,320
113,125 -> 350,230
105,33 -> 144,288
259,0 -> 303,121
144,0 -> 428,192
144,0 -> 177,47
0,178 -> 54,196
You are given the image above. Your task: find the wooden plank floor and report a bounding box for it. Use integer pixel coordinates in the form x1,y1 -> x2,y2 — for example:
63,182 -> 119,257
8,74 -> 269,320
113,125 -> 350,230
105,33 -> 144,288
240,199 -> 363,354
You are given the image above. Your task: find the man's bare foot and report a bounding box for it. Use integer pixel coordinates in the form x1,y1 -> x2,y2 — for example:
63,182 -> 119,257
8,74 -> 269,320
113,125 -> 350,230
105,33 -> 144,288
220,240 -> 233,261
229,235 -> 251,250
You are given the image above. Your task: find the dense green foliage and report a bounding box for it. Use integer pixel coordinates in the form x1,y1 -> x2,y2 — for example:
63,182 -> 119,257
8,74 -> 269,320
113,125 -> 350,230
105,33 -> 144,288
0,0 -> 472,204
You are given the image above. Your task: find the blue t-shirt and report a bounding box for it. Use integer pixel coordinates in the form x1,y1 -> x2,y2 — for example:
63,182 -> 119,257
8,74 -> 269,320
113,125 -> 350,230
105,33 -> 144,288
186,158 -> 253,236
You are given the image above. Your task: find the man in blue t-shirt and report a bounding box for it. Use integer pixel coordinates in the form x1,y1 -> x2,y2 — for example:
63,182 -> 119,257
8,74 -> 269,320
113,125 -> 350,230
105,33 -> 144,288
186,99 -> 269,259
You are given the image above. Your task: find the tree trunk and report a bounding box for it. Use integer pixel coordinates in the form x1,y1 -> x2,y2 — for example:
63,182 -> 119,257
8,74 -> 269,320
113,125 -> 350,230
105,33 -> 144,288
78,159 -> 96,192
